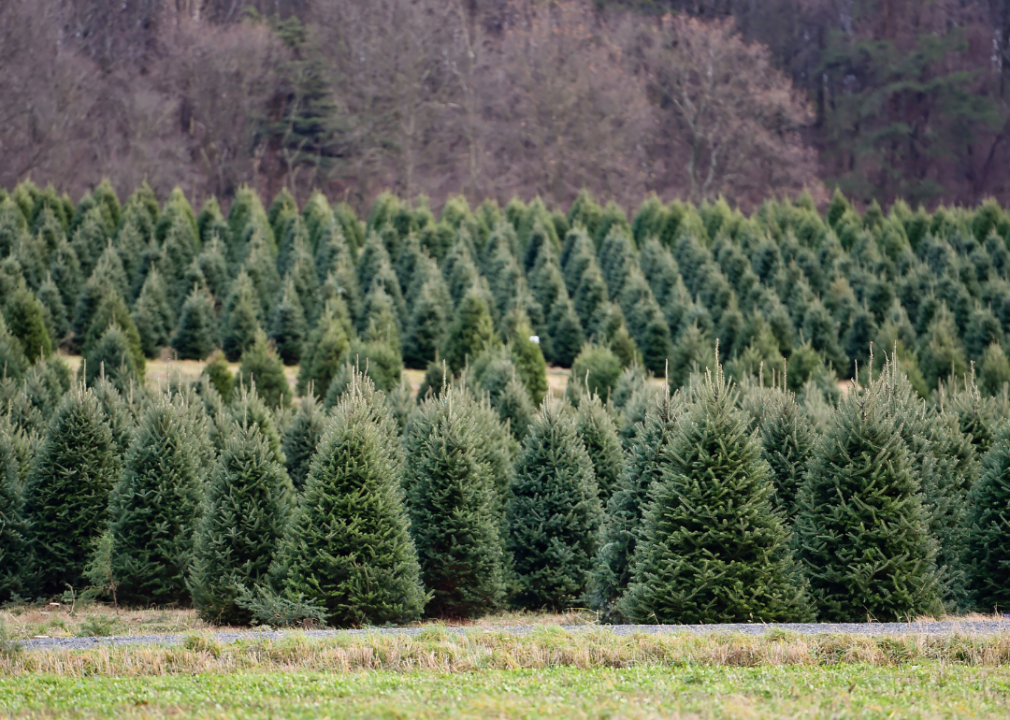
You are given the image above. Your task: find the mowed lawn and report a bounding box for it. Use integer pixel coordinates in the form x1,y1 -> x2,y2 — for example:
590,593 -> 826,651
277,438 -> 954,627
5,663 -> 1010,719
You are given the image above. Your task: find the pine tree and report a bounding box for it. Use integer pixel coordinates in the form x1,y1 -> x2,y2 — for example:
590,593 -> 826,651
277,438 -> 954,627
403,277 -> 449,370
0,314 -> 28,381
222,273 -> 263,362
109,395 -> 205,606
37,274 -> 68,343
918,305 -> 968,390
620,368 -> 811,624
442,288 -> 498,374
591,388 -> 680,616
275,373 -> 425,627
668,322 -> 715,390
172,287 -> 218,360
6,287 -> 52,362
24,384 -> 118,596
237,331 -> 292,409
84,324 -> 142,392
546,296 -> 585,368
760,390 -> 816,519
82,289 -> 145,377
268,277 -> 307,366
132,269 -> 174,359
966,423 -> 1010,612
568,343 -> 622,404
404,387 -> 506,618
297,307 -> 351,399
495,376 -> 535,442
978,342 -> 1010,397
505,308 -> 549,406
282,394 -> 326,491
201,350 -> 234,401
574,392 -> 623,500
189,418 -> 294,625
507,401 -> 602,609
0,421 -> 27,601
793,367 -> 942,621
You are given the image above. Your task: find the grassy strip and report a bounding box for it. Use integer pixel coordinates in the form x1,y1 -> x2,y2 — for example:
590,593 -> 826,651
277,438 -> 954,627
7,627 -> 1010,678
4,664 -> 1010,719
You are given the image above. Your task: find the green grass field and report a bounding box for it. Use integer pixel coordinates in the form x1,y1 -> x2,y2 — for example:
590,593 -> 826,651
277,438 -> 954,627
6,628 -> 1010,718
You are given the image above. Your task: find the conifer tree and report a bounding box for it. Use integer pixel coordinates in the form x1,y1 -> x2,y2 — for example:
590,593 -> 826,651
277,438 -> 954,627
505,308 -> 549,406
109,395 -> 205,606
574,392 -> 623,500
84,324 -> 142,392
760,389 -> 816,518
568,343 -> 621,403
171,287 -> 218,360
275,373 -> 424,626
6,287 -> 52,362
0,423 -> 26,601
24,384 -> 118,596
237,331 -> 292,410
404,387 -> 506,617
978,342 -> 1010,397
591,388 -> 680,616
507,401 -> 602,609
37,273 -> 68,343
281,394 -> 326,491
546,295 -> 584,367
966,424 -> 1010,612
82,289 -> 145,376
495,376 -> 535,441
189,418 -> 294,625
442,288 -> 498,374
202,350 -> 233,401
404,277 -> 449,369
297,307 -> 351,399
918,305 -> 968,390
268,277 -> 307,365
668,323 -> 715,390
0,314 -> 28,381
132,269 -> 174,359
222,273 -> 263,362
620,368 -> 811,624
793,367 -> 942,621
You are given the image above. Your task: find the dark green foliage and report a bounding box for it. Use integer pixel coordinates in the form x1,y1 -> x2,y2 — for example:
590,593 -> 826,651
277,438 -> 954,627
668,323 -> 716,390
275,374 -> 424,627
0,421 -> 27,601
82,290 -> 145,378
546,296 -> 584,368
568,343 -> 621,403
592,388 -> 680,616
442,289 -> 498,374
495,376 -> 535,441
83,324 -> 142,392
978,343 -> 1010,397
0,314 -> 28,382
237,331 -> 292,410
171,287 -> 217,360
507,401 -> 603,609
108,395 -> 205,606
190,419 -> 294,625
5,287 -> 52,363
202,350 -> 233,401
36,274 -> 68,343
404,278 -> 449,370
505,310 -> 549,407
132,270 -> 173,359
793,366 -> 942,621
760,390 -> 816,519
297,307 -> 351,399
222,273 -> 263,363
281,395 -> 325,491
404,387 -> 506,618
919,306 -> 968,390
23,385 -> 118,596
966,424 -> 1010,612
268,278 -> 307,366
574,393 -> 623,499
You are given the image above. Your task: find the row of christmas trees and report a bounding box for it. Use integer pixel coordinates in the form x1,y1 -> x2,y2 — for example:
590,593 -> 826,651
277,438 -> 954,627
3,180 -> 1010,411
2,344 -> 1009,624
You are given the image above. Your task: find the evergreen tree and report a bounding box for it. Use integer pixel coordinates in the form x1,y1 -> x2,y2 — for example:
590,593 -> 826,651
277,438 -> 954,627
82,289 -> 146,377
966,424 -> 1010,612
495,376 -> 535,441
591,388 -> 681,616
222,273 -> 263,363
793,368 -> 942,621
297,307 -> 351,399
275,373 -> 425,626
84,324 -> 142,393
568,343 -> 622,404
237,331 -> 292,409
619,368 -> 810,624
6,287 -> 52,362
574,392 -> 623,499
268,277 -> 307,365
0,422 -> 27,601
404,387 -> 506,617
0,314 -> 28,381
507,401 -> 603,609
132,269 -> 174,359
978,342 -> 1010,397
24,385 -> 118,596
109,395 -> 205,605
190,419 -> 294,625
546,295 -> 584,367
668,323 -> 716,390
37,273 -> 68,343
505,308 -> 549,407
202,350 -> 233,401
171,287 -> 218,360
918,305 -> 968,390
442,288 -> 498,374
281,394 -> 326,491
760,390 -> 817,519
404,277 -> 449,370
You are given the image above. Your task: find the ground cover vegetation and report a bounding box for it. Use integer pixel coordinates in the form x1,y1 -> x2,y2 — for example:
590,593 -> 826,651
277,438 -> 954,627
3,183 -> 1010,627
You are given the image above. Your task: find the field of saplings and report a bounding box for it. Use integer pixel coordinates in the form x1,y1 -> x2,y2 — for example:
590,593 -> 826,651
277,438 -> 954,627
2,181 -> 1010,627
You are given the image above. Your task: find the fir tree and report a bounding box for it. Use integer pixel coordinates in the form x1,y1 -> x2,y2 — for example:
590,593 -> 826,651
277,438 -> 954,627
172,287 -> 218,360
268,277 -> 307,366
132,269 -> 174,359
574,392 -> 623,500
84,324 -> 142,393
505,309 -> 549,406
760,389 -> 817,519
918,305 -> 968,390
507,401 -> 603,609
37,273 -> 68,343
237,331 -> 292,409
0,421 -> 27,601
297,307 -> 351,399
281,394 -> 326,491
82,289 -> 146,377
404,387 -> 506,617
620,368 -> 810,624
495,376 -> 535,441
6,287 -> 52,363
275,373 -> 424,627
23,385 -> 118,596
668,322 -> 715,390
403,277 -> 449,370
202,350 -> 234,401
442,288 -> 498,374
966,424 -> 1010,612
568,343 -> 622,404
222,273 -> 263,362
546,296 -> 585,368
793,367 -> 942,621
0,314 -> 28,381
109,395 -> 205,606
189,418 -> 294,625
978,342 -> 1010,397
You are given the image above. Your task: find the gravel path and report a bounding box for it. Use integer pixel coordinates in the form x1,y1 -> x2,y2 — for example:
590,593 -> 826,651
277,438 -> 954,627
20,621 -> 1010,652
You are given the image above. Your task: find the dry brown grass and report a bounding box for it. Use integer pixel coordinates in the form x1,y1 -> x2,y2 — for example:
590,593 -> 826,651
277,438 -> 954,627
7,627 -> 1010,679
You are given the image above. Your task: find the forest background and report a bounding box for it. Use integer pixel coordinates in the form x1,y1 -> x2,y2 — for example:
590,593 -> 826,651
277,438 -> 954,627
4,0 -> 1009,214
